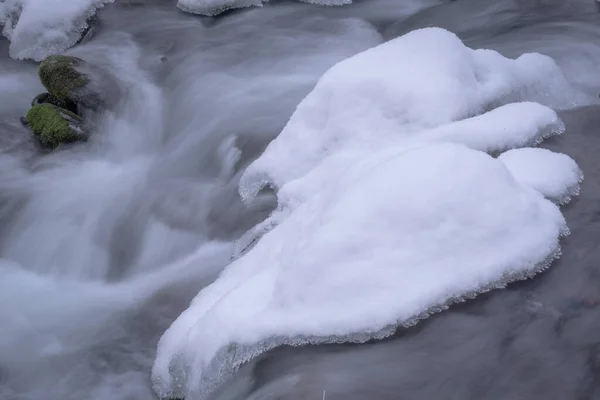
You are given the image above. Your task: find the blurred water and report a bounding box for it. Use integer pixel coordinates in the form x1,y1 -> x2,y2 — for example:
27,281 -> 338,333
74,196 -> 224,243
0,0 -> 599,399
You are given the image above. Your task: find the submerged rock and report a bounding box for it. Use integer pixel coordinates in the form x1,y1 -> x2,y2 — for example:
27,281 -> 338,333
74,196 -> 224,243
25,103 -> 88,148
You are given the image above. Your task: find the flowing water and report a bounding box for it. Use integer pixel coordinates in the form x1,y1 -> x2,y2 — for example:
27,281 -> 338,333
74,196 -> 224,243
1,0 -> 600,399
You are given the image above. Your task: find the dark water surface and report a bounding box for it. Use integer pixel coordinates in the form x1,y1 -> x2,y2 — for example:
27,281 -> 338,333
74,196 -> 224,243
1,1 -> 599,399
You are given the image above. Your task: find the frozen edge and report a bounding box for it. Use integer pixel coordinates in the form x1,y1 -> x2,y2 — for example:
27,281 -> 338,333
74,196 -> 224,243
490,116 -> 583,206
230,213 -> 281,260
554,168 -> 584,206
159,237 -> 569,400
516,116 -> 565,150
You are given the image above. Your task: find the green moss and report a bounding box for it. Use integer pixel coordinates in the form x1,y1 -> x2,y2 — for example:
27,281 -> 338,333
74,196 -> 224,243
26,103 -> 85,148
38,55 -> 88,103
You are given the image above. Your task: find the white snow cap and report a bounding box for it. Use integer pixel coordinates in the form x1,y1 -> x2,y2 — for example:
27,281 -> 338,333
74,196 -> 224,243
0,0 -> 113,61
152,27 -> 583,400
177,0 -> 350,16
499,147 -> 583,204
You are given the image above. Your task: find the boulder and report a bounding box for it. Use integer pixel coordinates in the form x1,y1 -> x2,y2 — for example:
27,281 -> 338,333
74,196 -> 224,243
38,56 -> 88,103
25,103 -> 88,148
38,55 -> 111,110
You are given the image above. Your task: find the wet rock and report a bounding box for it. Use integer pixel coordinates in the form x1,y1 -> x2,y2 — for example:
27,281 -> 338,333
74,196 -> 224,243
38,56 -> 88,103
31,92 -> 78,115
25,103 -> 88,148
38,55 -> 110,110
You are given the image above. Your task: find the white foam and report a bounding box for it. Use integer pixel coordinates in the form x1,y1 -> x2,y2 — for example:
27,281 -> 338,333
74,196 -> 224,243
0,0 -> 113,60
152,28 -> 583,400
499,147 -> 584,204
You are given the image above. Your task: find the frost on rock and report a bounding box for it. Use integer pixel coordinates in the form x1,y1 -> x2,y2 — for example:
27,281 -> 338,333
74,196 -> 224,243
152,28 -> 584,400
499,148 -> 584,205
0,0 -> 113,61
177,0 -> 352,16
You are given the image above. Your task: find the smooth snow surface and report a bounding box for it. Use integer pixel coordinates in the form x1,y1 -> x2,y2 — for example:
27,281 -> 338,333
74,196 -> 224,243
178,0 -> 351,16
152,28 -> 582,400
0,0 -> 112,60
241,27 -> 579,194
499,148 -> 584,204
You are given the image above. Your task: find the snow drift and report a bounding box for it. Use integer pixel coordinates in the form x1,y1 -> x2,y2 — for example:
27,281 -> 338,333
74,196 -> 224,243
152,27 -> 584,400
0,0 -> 112,61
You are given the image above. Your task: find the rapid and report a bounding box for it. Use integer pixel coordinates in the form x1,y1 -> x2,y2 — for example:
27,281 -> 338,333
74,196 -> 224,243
1,1 -> 600,399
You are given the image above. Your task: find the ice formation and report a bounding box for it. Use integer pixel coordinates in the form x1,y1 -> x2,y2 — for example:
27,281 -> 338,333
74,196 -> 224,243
0,0 -> 113,60
177,0 -> 351,16
152,28 -> 583,400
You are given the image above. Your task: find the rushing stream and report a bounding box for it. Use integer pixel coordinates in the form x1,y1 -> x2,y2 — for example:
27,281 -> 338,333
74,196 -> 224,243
1,0 -> 600,399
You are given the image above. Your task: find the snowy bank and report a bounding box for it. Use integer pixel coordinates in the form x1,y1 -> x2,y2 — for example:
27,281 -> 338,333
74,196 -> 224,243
152,27 -> 583,400
177,0 -> 351,17
0,0 -> 112,61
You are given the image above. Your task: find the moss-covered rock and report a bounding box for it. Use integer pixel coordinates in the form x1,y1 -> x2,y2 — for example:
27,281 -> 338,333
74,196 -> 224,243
38,54 -> 122,112
38,55 -> 88,104
26,103 -> 88,148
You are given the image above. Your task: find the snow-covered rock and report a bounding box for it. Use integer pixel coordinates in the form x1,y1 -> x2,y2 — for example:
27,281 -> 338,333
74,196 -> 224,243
152,27 -> 583,400
0,0 -> 112,61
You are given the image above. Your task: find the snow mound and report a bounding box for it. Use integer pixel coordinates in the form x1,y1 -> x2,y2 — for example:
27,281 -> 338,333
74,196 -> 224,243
499,148 -> 583,205
0,0 -> 112,61
152,28 -> 583,400
419,102 -> 565,153
240,28 -> 577,196
178,0 -> 351,16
